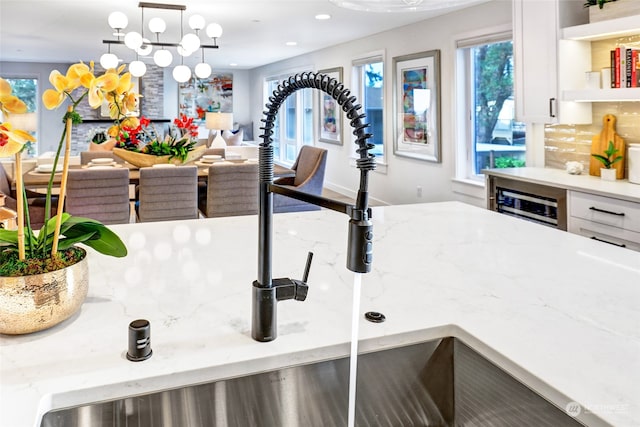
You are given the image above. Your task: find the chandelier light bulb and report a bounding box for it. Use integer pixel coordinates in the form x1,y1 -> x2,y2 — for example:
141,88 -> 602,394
181,33 -> 201,53
129,60 -> 147,77
195,62 -> 212,79
136,38 -> 152,56
153,49 -> 173,67
205,23 -> 223,39
177,44 -> 192,57
188,15 -> 206,31
173,65 -> 192,83
124,31 -> 143,50
108,11 -> 128,30
148,17 -> 166,34
100,52 -> 119,69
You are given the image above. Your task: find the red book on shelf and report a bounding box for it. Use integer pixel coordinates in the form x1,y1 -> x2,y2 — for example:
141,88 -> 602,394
615,47 -> 621,88
632,50 -> 637,88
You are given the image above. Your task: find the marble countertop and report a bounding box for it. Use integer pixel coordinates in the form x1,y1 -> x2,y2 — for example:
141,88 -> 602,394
483,167 -> 640,203
1,202 -> 639,427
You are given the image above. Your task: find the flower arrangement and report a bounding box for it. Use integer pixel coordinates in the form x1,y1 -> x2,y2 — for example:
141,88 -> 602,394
0,62 -> 130,276
114,114 -> 200,163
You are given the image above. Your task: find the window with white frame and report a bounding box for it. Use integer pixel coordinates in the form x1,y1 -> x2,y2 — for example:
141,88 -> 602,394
352,54 -> 384,161
264,74 -> 314,165
456,32 -> 525,180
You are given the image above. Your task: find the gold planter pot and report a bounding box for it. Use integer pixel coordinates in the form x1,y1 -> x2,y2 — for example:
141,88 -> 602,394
0,249 -> 89,335
113,145 -> 206,168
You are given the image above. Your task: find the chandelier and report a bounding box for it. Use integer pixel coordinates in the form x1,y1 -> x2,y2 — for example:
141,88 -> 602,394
101,2 -> 223,82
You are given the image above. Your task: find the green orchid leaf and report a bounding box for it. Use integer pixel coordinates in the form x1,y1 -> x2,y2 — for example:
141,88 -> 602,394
56,232 -> 97,251
0,229 -> 19,245
61,217 -> 127,257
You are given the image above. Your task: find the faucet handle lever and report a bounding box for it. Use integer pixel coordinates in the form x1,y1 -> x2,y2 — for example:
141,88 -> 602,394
302,251 -> 314,283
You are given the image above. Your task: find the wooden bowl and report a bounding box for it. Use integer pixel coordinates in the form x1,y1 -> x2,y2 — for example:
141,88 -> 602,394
113,145 -> 206,168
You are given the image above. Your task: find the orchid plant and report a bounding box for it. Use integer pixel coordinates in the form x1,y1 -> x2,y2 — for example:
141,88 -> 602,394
115,114 -> 199,163
0,62 -> 130,276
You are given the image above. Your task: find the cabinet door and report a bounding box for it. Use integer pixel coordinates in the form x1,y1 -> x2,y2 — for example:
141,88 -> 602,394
513,0 -> 559,123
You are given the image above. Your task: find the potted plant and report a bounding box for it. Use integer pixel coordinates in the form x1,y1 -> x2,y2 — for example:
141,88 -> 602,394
591,140 -> 623,181
112,114 -> 205,168
583,0 -> 617,9
584,0 -> 640,23
0,63 -> 130,335
88,127 -> 116,152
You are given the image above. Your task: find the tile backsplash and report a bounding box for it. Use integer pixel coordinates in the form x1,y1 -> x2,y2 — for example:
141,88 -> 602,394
545,102 -> 640,171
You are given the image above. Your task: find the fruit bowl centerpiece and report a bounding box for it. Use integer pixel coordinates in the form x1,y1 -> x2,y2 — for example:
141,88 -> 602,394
112,115 -> 205,168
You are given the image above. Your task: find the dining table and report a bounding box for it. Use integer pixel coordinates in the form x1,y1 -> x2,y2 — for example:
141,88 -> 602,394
19,159 -> 295,191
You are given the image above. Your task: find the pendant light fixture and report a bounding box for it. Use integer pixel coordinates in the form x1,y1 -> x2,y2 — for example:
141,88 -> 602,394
102,2 -> 222,81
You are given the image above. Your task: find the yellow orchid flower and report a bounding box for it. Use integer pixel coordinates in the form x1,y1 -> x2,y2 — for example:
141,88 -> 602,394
0,77 -> 28,115
0,122 -> 35,157
107,125 -> 120,137
122,91 -> 138,113
65,62 -> 92,91
88,72 -> 120,108
120,116 -> 139,129
0,78 -> 11,97
115,72 -> 133,95
42,70 -> 70,110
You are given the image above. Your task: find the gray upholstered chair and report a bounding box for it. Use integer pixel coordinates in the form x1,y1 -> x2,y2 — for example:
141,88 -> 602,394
273,146 -> 327,213
0,162 -> 56,229
199,162 -> 258,218
65,168 -> 130,225
79,151 -> 124,165
137,166 -> 198,222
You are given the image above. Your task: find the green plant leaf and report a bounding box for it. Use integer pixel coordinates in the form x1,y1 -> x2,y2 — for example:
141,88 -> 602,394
60,217 -> 127,257
0,229 -> 19,245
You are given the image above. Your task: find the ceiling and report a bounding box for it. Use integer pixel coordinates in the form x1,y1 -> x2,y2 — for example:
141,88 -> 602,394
0,0 -> 488,70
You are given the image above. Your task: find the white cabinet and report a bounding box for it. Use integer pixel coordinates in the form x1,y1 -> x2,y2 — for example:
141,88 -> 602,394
513,0 -> 590,124
560,14 -> 640,105
568,190 -> 640,251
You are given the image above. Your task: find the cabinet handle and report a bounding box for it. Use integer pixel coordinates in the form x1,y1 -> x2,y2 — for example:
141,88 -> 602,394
549,98 -> 556,118
590,236 -> 626,248
589,206 -> 625,216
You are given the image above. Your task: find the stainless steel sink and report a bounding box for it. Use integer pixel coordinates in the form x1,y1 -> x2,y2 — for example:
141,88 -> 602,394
41,337 -> 584,426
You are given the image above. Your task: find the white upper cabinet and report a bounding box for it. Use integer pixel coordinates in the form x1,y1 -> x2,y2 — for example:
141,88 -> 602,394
513,0 -> 591,124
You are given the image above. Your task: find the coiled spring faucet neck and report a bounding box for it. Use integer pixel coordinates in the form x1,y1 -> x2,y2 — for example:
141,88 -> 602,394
252,72 -> 375,342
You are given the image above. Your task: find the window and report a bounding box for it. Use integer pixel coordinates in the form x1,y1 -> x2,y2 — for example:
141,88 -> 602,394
353,54 -> 384,161
264,74 -> 314,165
456,34 -> 525,180
1,78 -> 38,157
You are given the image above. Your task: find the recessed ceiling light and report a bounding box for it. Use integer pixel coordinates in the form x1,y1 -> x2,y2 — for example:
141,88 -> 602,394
286,41 -> 297,46
315,14 -> 331,20
230,63 -> 238,67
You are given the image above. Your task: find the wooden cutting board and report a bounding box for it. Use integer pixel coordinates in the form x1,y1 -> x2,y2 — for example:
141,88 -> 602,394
589,114 -> 625,179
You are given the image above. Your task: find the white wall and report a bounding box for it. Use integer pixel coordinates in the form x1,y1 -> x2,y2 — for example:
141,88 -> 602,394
248,0 -> 512,207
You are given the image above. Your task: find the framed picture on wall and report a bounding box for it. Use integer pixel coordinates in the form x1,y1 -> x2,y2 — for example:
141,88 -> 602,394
317,67 -> 343,145
392,50 -> 441,162
178,73 -> 233,125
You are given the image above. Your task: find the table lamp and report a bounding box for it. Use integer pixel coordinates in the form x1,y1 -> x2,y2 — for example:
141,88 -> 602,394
205,112 -> 234,148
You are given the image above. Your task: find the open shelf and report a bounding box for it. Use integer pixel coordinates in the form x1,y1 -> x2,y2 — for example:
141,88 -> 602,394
563,88 -> 640,102
562,14 -> 640,41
